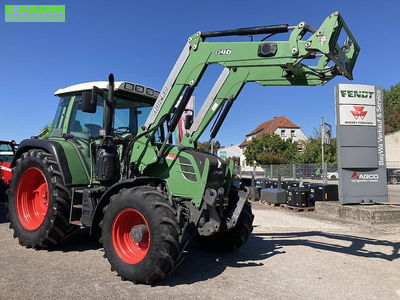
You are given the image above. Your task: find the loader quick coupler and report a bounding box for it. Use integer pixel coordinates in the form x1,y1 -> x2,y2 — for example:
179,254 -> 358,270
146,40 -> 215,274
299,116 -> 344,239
228,189 -> 250,228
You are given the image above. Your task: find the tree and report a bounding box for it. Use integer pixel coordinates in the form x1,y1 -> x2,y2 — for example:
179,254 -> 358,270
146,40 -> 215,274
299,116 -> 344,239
213,141 -> 221,151
300,137 -> 337,164
383,83 -> 400,134
225,156 -> 240,165
196,141 -> 208,152
196,140 -> 222,152
244,133 -> 300,166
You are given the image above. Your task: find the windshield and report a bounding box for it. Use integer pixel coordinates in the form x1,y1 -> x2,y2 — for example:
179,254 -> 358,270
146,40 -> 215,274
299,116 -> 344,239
0,143 -> 14,163
114,96 -> 152,136
67,94 -> 153,139
49,96 -> 70,138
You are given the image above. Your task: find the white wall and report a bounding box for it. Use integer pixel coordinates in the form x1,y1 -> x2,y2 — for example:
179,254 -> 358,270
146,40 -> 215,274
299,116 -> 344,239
239,147 -> 246,167
385,130 -> 400,168
217,145 -> 241,159
273,127 -> 308,142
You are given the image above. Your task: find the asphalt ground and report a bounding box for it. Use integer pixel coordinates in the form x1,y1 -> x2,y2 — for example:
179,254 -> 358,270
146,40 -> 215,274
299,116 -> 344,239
0,201 -> 399,300
389,184 -> 400,203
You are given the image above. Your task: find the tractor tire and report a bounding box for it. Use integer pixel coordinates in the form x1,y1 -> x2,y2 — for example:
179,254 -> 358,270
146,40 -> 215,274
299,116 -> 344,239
7,149 -> 78,248
101,186 -> 182,284
196,195 -> 254,253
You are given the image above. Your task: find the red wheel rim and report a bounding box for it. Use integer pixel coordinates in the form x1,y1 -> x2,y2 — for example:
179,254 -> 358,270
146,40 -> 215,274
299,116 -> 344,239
16,167 -> 49,231
112,208 -> 150,264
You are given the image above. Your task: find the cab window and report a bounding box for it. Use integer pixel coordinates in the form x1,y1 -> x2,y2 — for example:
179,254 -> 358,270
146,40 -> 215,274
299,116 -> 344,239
49,96 -> 70,138
0,143 -> 14,163
68,95 -> 104,139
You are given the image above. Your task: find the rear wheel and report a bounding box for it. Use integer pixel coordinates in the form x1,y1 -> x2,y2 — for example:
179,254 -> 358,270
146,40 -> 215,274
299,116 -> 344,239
7,149 -> 78,248
101,186 -> 182,283
390,177 -> 398,185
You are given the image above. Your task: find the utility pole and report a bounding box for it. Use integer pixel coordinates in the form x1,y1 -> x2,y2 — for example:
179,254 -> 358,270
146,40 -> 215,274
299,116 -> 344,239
321,117 -> 326,184
321,117 -> 332,185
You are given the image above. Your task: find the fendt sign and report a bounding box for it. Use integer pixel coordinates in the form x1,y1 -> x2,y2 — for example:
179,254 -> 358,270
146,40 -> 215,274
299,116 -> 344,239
335,84 -> 388,204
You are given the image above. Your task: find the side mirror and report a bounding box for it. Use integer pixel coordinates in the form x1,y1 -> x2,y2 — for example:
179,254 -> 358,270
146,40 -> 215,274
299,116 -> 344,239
81,91 -> 97,113
184,114 -> 193,130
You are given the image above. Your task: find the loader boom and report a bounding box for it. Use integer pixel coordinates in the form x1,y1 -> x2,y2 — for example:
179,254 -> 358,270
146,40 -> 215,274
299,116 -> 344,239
131,12 -> 359,172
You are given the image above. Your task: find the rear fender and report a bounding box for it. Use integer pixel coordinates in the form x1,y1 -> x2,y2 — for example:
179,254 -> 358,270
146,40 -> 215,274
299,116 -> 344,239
11,139 -> 73,185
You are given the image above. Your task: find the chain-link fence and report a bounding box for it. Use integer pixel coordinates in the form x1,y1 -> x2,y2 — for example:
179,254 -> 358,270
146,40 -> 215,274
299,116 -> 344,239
234,163 -> 339,181
233,162 -> 400,203
233,162 -> 400,184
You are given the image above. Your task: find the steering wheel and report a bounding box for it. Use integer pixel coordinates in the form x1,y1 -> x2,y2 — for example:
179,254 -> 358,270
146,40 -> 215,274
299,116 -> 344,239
114,127 -> 130,134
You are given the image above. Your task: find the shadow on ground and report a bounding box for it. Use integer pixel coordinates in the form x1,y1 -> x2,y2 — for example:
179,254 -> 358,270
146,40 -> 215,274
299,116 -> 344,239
157,234 -> 283,287
0,203 -> 8,224
49,228 -> 102,252
255,231 -> 400,261
159,230 -> 400,286
2,200 -> 399,286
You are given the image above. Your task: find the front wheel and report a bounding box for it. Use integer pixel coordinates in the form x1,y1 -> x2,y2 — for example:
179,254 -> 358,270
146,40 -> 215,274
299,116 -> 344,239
390,177 -> 398,185
101,186 -> 182,283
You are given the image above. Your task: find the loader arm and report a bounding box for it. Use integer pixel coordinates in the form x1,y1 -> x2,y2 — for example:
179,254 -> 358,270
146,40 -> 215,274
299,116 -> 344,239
131,12 -> 360,172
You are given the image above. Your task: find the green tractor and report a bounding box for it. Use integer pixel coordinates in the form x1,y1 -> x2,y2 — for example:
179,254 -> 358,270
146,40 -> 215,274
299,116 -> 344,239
7,12 -> 359,283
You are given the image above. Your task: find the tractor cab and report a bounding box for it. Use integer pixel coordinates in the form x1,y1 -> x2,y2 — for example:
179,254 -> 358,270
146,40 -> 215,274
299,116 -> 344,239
0,140 -> 16,200
52,81 -> 159,141
49,81 -> 160,184
0,140 -> 16,164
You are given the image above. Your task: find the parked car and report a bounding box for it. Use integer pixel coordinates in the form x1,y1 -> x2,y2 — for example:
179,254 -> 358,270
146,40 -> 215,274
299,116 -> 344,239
387,169 -> 400,185
326,170 -> 339,180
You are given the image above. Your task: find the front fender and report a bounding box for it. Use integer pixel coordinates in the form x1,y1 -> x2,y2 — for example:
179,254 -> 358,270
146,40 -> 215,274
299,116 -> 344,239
90,177 -> 165,235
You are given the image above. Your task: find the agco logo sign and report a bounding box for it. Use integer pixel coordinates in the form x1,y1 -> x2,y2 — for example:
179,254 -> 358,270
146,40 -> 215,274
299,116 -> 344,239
350,106 -> 367,120
351,171 -> 379,183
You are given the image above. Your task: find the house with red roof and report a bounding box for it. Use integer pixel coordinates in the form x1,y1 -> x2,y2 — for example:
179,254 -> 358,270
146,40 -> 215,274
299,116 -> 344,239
238,116 -> 308,166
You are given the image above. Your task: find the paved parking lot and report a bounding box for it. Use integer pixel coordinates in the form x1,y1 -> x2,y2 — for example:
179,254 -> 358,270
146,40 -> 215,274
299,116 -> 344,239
0,202 -> 399,300
389,184 -> 400,203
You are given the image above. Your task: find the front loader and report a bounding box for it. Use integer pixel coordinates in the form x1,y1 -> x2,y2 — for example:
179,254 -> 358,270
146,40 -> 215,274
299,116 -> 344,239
7,12 -> 359,283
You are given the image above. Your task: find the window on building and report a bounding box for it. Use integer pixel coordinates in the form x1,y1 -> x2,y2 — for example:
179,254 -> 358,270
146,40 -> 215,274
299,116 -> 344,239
291,130 -> 296,138
281,129 -> 286,137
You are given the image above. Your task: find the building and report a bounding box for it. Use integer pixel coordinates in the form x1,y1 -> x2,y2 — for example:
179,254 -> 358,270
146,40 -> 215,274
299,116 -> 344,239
238,116 -> 308,167
217,144 -> 241,160
385,130 -> 400,169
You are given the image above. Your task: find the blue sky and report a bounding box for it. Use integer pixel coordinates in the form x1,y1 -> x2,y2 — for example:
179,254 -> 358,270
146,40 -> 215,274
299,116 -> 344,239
1,0 -> 399,146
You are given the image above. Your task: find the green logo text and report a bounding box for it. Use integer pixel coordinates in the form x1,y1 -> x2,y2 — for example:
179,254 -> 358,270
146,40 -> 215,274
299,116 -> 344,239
5,5 -> 65,22
340,90 -> 374,98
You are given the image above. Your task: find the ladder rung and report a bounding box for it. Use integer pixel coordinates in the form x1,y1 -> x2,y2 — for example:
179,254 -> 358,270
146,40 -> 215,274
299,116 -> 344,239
70,220 -> 82,226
